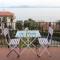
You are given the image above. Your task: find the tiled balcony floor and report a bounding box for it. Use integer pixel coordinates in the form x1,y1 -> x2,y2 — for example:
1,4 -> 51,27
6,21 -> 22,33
0,47 -> 60,60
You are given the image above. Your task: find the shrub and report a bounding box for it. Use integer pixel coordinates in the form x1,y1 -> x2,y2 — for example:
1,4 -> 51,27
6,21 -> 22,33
53,32 -> 60,37
9,30 -> 17,38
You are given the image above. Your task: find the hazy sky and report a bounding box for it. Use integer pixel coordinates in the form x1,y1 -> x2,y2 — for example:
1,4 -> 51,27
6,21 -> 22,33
0,0 -> 60,22
0,0 -> 60,7
0,7 -> 59,22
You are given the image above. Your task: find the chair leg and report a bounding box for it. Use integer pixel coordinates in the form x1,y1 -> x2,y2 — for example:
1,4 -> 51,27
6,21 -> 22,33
7,49 -> 14,57
39,47 -> 50,57
39,47 -> 47,56
20,48 -> 27,56
13,49 -> 20,58
46,48 -> 51,57
37,48 -> 41,57
7,49 -> 20,58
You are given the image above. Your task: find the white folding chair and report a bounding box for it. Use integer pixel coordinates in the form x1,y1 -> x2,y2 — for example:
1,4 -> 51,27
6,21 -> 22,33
6,37 -> 20,58
37,37 -> 51,57
3,28 -> 20,57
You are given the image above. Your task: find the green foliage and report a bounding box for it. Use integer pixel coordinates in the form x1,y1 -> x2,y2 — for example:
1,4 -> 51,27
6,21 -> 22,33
42,32 -> 48,37
16,21 -> 23,30
9,30 -> 17,38
24,18 -> 38,30
54,30 -> 60,32
41,32 -> 60,41
41,32 -> 60,37
24,20 -> 29,28
53,32 -> 60,37
52,37 -> 60,42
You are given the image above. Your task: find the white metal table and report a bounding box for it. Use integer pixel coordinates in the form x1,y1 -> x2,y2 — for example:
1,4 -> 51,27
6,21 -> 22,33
15,30 -> 41,55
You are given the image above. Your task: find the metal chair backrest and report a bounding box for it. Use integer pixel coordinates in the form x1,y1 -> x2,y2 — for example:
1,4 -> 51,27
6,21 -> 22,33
4,30 -> 20,48
38,37 -> 48,45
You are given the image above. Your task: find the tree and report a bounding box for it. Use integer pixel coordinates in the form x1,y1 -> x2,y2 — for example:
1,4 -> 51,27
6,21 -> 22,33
16,21 -> 23,30
24,18 -> 38,30
24,20 -> 30,29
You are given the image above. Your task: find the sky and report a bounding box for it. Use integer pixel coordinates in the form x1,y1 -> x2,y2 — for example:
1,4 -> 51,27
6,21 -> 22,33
0,0 -> 60,22
0,0 -> 60,7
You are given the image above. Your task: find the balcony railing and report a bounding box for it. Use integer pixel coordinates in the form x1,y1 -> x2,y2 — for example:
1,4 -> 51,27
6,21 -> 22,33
0,22 -> 60,47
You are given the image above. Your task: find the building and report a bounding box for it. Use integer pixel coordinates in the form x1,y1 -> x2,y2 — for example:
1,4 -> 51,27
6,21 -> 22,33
38,22 -> 60,32
0,11 -> 16,34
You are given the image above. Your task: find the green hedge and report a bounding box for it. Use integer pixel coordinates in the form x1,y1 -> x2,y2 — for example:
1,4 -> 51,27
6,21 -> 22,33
53,32 -> 60,37
9,30 -> 17,38
54,30 -> 60,32
43,32 -> 60,41
40,32 -> 60,37
52,37 -> 60,42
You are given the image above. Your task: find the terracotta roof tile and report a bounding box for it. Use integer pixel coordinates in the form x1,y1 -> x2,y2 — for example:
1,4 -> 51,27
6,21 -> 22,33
0,11 -> 14,16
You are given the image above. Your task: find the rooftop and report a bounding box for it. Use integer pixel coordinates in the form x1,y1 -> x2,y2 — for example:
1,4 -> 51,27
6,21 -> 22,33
0,11 -> 14,16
